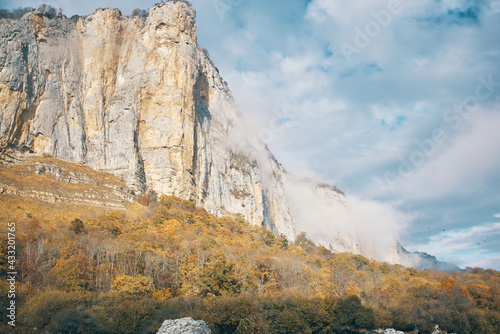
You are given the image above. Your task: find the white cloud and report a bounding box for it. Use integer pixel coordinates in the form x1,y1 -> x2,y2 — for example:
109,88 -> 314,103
491,0 -> 500,14
408,221 -> 500,269
284,175 -> 411,262
467,254 -> 500,270
392,109 -> 500,199
427,222 -> 500,251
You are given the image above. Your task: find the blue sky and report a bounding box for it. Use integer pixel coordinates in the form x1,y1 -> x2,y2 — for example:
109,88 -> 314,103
3,0 -> 500,270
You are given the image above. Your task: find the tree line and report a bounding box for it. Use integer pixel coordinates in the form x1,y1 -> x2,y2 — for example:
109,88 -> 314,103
0,4 -> 59,20
0,195 -> 499,333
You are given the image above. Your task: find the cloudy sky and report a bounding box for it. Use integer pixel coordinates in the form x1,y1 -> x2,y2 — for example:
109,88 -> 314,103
3,0 -> 500,270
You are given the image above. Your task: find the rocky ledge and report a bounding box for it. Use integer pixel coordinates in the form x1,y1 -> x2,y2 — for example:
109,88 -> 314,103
0,152 -> 136,209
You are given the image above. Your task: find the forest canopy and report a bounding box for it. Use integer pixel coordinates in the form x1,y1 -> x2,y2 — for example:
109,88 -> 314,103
0,194 -> 499,333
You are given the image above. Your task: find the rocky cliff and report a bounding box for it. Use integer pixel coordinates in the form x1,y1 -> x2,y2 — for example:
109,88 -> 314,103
0,1 -> 296,239
1,1 -> 454,268
396,243 -> 462,272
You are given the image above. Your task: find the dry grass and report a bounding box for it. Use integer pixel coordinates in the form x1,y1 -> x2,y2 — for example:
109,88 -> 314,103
0,155 -> 140,231
0,196 -> 111,231
0,155 -> 136,209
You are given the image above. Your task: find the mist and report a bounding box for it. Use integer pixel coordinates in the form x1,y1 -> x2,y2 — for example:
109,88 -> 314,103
283,174 -> 411,262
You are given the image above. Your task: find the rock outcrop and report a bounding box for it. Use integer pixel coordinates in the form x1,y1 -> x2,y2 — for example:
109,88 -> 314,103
0,152 -> 135,209
157,317 -> 211,334
0,1 -> 295,239
396,243 -> 462,272
1,1 -> 444,266
382,329 -> 405,334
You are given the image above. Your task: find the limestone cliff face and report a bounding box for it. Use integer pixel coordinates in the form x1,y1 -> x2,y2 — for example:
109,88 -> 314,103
0,2 -> 418,265
0,2 -> 295,238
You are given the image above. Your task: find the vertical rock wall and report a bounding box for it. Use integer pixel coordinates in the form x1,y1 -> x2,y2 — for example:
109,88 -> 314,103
0,2 -> 296,239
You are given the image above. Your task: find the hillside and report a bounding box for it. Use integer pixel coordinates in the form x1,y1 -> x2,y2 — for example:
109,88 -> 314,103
0,152 -> 136,209
0,172 -> 499,333
0,1 -> 422,264
0,0 -> 297,242
1,3 -> 498,333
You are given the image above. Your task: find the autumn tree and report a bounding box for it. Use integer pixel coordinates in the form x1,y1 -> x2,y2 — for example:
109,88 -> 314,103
18,291 -> 91,330
70,218 -> 85,234
268,309 -> 312,334
235,313 -> 270,334
111,275 -> 152,295
332,295 -> 375,331
50,242 -> 93,292
180,254 -> 201,296
199,251 -> 241,297
205,297 -> 255,333
253,257 -> 280,295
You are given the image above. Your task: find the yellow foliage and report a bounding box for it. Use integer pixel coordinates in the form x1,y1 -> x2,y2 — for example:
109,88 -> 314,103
111,275 -> 152,295
152,288 -> 172,301
2,187 -> 500,333
180,254 -> 201,297
125,202 -> 152,223
382,276 -> 402,300
345,281 -> 362,297
162,219 -> 183,239
317,268 -> 337,297
51,252 -> 92,292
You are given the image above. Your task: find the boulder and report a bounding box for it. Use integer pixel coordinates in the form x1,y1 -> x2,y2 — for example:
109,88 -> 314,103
383,329 -> 405,334
157,317 -> 211,334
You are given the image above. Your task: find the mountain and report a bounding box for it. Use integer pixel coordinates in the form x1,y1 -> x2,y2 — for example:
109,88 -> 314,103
396,243 -> 462,272
0,2 -> 297,240
0,1 -> 459,269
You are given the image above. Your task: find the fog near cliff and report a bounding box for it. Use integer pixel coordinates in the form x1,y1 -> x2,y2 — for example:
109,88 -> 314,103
283,174 -> 411,262
224,98 -> 412,262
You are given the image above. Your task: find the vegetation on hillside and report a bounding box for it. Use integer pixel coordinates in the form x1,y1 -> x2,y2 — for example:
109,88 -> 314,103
0,194 -> 499,333
0,4 -> 59,19
0,1 -> 190,21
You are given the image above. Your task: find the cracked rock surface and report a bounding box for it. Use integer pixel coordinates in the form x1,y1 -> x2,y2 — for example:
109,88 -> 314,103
0,2 -> 297,239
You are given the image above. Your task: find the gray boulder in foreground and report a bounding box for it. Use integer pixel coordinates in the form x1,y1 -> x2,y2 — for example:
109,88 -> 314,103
382,329 -> 405,334
157,317 -> 211,334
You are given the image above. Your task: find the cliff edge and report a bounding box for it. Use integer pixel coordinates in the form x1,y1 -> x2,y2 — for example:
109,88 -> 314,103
0,2 -> 297,239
